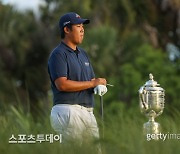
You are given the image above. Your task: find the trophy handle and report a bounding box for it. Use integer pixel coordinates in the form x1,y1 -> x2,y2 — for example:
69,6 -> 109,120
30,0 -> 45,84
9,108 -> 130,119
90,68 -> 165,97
139,87 -> 148,110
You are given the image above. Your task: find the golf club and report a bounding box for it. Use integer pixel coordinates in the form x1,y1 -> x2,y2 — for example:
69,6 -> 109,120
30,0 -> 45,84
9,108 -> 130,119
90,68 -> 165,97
100,83 -> 114,138
100,95 -> 104,138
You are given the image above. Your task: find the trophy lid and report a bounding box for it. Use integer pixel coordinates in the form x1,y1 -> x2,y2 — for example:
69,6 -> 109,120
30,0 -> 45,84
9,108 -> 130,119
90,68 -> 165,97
144,73 -> 164,91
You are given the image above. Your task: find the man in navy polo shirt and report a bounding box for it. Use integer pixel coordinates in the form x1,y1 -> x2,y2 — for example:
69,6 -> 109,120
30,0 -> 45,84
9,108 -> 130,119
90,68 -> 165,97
48,12 -> 107,142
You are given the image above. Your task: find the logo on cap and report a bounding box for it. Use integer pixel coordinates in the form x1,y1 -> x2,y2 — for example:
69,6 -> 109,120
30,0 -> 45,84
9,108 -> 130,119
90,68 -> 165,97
63,21 -> 70,26
76,14 -> 80,18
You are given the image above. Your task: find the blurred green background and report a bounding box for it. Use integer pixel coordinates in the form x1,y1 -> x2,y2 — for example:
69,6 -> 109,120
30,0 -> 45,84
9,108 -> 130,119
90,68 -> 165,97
0,0 -> 180,154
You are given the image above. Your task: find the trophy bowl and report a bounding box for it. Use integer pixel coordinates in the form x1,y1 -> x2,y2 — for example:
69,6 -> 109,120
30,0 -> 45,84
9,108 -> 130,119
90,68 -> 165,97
139,73 -> 165,136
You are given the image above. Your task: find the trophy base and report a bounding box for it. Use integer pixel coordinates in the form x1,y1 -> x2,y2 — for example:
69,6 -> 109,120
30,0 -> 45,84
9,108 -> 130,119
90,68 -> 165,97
143,121 -> 161,138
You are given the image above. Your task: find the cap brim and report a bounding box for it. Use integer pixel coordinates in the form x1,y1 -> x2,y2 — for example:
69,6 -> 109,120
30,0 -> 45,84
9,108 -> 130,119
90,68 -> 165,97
83,19 -> 90,24
73,19 -> 90,25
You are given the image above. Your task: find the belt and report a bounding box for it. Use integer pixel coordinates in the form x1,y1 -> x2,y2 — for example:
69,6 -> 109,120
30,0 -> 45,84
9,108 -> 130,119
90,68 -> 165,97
72,104 -> 93,112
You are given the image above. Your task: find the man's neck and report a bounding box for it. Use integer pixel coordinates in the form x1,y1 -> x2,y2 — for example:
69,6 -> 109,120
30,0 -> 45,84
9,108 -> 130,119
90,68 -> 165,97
62,39 -> 77,51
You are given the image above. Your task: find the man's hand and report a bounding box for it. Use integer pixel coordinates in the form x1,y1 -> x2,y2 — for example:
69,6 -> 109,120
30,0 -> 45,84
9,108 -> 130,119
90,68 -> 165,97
91,78 -> 107,87
94,85 -> 108,96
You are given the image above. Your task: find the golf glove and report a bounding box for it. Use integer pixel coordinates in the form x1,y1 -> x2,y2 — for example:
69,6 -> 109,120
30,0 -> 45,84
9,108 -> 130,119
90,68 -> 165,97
94,85 -> 107,96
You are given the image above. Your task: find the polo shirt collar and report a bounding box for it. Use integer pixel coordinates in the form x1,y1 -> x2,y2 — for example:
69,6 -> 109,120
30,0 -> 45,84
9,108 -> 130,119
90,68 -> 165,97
61,41 -> 80,54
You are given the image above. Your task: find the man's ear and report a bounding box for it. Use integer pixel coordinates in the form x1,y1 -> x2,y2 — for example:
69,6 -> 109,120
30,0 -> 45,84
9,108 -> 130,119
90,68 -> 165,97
64,26 -> 70,34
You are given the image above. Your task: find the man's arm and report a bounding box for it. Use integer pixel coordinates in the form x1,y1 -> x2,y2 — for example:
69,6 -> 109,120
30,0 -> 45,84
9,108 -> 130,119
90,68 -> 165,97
55,77 -> 106,92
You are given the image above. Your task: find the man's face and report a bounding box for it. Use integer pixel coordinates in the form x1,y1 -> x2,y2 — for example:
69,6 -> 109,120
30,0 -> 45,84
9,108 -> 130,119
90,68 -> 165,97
68,24 -> 84,45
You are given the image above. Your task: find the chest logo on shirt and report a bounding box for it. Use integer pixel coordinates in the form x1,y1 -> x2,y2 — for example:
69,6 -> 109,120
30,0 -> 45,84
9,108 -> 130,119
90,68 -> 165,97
85,62 -> 89,66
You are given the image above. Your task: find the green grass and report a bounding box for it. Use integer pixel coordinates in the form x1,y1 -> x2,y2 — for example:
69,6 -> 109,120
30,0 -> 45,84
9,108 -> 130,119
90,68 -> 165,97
0,102 -> 180,154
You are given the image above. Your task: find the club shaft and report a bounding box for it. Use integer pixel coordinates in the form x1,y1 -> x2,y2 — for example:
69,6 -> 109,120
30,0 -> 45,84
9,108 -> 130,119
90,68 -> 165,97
107,83 -> 114,87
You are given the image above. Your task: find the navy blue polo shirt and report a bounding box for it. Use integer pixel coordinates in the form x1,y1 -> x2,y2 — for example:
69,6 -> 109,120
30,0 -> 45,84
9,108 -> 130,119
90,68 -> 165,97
48,42 -> 95,107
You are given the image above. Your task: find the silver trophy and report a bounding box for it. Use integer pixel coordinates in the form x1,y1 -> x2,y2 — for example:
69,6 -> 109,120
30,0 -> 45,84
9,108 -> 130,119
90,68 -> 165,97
139,73 -> 165,136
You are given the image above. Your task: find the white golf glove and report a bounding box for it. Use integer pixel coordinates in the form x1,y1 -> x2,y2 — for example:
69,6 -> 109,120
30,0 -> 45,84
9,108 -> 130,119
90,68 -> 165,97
94,85 -> 108,96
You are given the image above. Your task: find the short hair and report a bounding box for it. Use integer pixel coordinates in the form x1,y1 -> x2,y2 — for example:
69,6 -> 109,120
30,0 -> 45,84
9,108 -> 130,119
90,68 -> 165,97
60,24 -> 73,39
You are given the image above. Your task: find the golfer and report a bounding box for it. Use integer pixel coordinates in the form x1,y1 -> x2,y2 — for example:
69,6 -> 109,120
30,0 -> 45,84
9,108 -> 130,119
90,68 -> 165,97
48,12 -> 107,142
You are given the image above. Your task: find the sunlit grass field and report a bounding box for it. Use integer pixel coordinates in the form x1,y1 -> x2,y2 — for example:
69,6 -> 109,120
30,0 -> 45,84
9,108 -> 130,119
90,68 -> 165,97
0,100 -> 180,154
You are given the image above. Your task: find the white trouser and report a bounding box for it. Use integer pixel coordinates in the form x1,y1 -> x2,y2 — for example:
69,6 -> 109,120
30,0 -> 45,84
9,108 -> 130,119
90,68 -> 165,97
50,104 -> 100,143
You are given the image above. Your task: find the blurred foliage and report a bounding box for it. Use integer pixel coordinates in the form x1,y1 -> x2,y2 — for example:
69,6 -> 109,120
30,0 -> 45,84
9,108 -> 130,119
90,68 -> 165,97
0,0 -> 179,114
0,1 -> 180,153
0,102 -> 180,154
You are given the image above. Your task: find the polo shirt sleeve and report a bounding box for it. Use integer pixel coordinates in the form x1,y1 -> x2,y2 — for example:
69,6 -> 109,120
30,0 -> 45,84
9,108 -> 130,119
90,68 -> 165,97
48,52 -> 67,81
